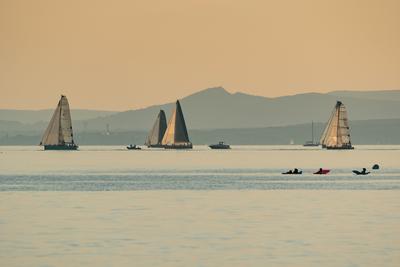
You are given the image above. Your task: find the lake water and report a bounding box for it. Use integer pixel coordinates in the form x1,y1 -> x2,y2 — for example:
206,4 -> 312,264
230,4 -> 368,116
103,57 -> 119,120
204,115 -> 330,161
1,146 -> 400,266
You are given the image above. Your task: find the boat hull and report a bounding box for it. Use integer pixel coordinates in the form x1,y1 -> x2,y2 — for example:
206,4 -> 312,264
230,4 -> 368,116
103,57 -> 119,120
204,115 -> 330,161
326,146 -> 354,150
146,144 -> 165,148
127,146 -> 141,150
44,144 -> 78,150
164,143 -> 193,149
209,145 -> 230,149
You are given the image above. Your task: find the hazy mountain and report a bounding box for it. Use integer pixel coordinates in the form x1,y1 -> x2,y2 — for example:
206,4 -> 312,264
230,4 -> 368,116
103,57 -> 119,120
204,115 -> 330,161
328,90 -> 400,102
2,118 -> 399,145
77,87 -> 400,131
1,87 -> 400,134
0,109 -> 117,124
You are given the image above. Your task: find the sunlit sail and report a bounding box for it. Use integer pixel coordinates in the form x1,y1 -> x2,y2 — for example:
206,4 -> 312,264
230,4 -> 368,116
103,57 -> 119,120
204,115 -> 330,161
320,101 -> 353,150
40,95 -> 78,150
161,100 -> 192,149
145,110 -> 167,148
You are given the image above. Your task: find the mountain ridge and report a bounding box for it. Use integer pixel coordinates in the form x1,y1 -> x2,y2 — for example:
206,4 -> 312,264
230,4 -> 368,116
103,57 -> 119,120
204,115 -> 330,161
1,87 -> 400,132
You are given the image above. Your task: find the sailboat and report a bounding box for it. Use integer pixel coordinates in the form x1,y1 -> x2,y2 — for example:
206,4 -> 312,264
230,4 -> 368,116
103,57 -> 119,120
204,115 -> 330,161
320,101 -> 354,150
161,100 -> 193,149
40,95 -> 78,150
145,110 -> 167,148
303,121 -> 319,147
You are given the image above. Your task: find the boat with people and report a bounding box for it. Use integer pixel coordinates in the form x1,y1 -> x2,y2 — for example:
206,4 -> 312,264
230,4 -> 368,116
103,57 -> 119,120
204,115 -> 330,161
145,110 -> 167,148
40,95 -> 78,150
282,168 -> 302,175
209,141 -> 231,149
161,100 -> 193,149
314,168 -> 330,175
320,101 -> 354,150
353,168 -> 370,175
127,144 -> 141,150
303,121 -> 319,147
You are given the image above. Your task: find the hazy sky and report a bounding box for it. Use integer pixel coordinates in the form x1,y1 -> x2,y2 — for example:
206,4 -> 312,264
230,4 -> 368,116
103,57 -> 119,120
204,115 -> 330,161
1,0 -> 399,110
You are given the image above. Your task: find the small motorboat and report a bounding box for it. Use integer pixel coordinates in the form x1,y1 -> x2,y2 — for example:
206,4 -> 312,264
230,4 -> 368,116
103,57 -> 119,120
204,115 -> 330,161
282,168 -> 302,175
127,144 -> 141,150
314,168 -> 330,175
209,141 -> 231,149
353,168 -> 370,175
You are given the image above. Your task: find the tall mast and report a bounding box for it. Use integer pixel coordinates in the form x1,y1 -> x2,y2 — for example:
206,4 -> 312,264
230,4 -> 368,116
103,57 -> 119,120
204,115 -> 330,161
336,102 -> 340,146
311,121 -> 314,143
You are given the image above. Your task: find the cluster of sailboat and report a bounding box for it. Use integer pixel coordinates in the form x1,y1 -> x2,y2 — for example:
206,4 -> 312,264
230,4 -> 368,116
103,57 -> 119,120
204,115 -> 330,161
144,101 -> 192,149
39,95 -> 354,151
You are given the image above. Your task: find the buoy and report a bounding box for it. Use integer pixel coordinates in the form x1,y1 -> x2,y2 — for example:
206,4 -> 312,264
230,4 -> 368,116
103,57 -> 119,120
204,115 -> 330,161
372,164 -> 380,170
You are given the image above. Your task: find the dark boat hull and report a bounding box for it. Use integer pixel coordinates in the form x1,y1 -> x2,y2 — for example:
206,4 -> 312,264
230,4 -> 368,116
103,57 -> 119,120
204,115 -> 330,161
282,171 -> 302,175
326,146 -> 354,150
44,144 -> 78,150
164,143 -> 193,149
353,170 -> 370,175
146,144 -> 165,148
209,145 -> 230,149
127,147 -> 141,150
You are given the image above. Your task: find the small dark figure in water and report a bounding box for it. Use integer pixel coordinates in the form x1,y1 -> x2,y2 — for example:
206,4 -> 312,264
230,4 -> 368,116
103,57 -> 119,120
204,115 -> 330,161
315,168 -> 323,174
353,168 -> 370,175
282,168 -> 302,175
372,164 -> 380,170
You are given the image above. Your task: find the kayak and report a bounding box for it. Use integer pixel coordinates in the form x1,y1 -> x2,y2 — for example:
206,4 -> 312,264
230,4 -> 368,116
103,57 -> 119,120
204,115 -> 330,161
314,169 -> 330,175
353,170 -> 370,175
282,171 -> 302,175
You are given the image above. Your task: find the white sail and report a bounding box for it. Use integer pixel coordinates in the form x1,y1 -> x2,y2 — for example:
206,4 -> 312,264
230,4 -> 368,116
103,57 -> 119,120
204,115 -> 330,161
320,101 -> 352,149
161,100 -> 191,147
59,96 -> 74,143
40,102 -> 61,145
145,110 -> 167,146
40,95 -> 76,146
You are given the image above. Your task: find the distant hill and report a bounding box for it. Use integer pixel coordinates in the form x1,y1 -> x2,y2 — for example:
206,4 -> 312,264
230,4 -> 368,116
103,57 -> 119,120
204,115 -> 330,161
0,109 -> 116,124
328,90 -> 400,102
1,87 -> 400,134
1,118 -> 400,145
76,87 -> 400,131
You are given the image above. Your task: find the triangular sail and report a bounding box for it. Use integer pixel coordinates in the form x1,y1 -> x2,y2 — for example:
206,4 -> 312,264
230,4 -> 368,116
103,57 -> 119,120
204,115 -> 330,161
145,110 -> 167,146
320,101 -> 352,148
40,95 -> 76,146
40,102 -> 61,145
162,100 -> 191,146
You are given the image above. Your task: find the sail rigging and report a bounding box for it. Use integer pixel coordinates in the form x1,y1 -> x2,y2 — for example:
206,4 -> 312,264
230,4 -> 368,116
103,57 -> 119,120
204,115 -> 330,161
161,100 -> 192,148
145,110 -> 167,147
40,95 -> 77,148
320,101 -> 353,149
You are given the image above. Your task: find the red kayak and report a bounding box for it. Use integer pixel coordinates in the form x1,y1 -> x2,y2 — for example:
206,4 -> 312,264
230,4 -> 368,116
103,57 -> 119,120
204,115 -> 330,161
314,169 -> 330,175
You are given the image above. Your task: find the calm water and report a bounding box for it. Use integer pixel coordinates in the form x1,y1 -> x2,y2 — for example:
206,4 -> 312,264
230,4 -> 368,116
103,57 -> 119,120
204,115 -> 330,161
1,146 -> 400,266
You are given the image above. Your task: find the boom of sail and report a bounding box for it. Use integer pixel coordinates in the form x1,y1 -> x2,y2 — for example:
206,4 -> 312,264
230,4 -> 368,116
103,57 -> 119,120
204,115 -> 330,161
40,95 -> 78,150
145,110 -> 167,147
161,100 -> 192,149
320,101 -> 353,150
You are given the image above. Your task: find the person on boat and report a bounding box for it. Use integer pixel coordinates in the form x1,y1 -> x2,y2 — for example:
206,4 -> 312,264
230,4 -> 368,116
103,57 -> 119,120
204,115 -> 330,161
293,168 -> 300,174
361,168 -> 367,174
316,168 -> 323,174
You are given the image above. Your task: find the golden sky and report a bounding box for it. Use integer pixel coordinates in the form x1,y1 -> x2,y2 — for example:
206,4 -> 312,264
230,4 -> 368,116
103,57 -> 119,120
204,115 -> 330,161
1,0 -> 399,110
